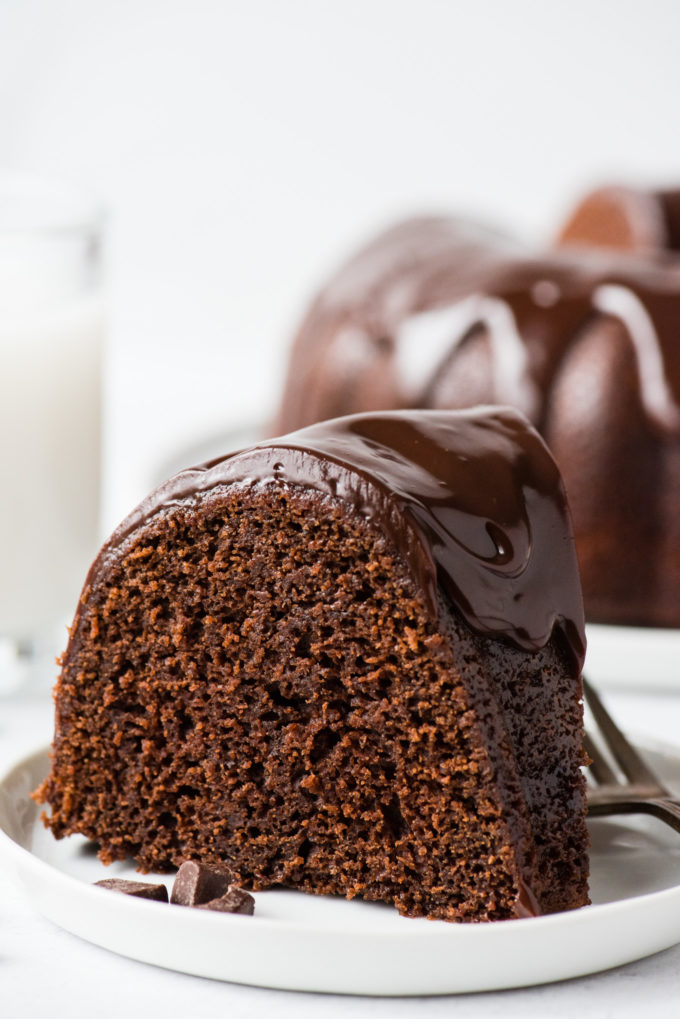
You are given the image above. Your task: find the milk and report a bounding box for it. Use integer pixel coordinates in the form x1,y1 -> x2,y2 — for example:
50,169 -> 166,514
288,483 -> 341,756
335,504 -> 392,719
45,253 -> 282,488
0,179 -> 104,694
0,296 -> 103,639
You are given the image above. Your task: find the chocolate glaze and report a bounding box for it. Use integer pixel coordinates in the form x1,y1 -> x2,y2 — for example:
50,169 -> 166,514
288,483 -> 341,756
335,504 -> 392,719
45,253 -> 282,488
94,407 -> 585,675
276,216 -> 680,440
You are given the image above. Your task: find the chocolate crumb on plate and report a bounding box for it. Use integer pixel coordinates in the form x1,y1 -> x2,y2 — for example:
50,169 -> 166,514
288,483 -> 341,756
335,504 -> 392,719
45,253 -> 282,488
94,878 -> 168,901
196,887 -> 255,915
170,860 -> 234,906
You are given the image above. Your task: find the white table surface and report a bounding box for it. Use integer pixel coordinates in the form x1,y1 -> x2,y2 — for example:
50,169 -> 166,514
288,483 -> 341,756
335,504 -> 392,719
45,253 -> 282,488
2,685 -> 680,1019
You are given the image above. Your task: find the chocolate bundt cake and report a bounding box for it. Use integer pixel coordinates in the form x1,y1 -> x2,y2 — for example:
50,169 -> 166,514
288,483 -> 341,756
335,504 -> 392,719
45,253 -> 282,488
37,408 -> 589,922
276,217 -> 680,627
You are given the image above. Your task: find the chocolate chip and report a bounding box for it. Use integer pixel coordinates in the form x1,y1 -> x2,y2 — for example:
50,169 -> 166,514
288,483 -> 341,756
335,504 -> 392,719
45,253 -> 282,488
197,886 -> 255,915
94,878 -> 168,901
170,860 -> 234,906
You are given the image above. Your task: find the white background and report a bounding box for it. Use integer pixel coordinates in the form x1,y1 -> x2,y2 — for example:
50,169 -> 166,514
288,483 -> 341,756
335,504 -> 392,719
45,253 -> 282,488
2,0 -> 680,528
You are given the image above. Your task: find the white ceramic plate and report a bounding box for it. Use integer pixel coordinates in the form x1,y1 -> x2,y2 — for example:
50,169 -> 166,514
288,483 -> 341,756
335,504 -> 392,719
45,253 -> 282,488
2,746 -> 680,995
585,623 -> 680,690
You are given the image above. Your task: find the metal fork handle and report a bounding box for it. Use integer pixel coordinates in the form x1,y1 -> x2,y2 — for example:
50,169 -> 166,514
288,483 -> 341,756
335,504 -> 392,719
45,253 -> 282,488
588,797 -> 680,834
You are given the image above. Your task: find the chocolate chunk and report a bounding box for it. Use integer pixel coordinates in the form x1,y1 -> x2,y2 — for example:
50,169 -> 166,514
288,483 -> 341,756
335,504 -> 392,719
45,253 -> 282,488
170,860 -> 234,906
94,878 -> 168,901
196,886 -> 255,915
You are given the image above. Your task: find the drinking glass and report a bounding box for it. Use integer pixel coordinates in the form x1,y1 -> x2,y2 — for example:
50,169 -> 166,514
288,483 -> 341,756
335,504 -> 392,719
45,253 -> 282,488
0,173 -> 105,695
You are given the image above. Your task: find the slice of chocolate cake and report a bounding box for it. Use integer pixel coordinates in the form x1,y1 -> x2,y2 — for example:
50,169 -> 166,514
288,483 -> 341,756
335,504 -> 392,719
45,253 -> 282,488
36,408 -> 589,922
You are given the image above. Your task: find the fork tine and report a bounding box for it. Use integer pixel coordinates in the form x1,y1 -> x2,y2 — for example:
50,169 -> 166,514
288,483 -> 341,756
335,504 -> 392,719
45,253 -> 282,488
582,677 -> 664,789
588,798 -> 680,834
583,731 -> 618,786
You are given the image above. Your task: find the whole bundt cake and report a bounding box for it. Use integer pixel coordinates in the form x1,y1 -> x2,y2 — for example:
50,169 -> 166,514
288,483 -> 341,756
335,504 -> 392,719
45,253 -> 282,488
37,408 -> 589,922
276,216 -> 680,627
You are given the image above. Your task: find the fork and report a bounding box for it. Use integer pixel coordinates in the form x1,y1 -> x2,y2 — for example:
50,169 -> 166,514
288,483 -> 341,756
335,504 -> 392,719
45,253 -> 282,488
583,676 -> 680,834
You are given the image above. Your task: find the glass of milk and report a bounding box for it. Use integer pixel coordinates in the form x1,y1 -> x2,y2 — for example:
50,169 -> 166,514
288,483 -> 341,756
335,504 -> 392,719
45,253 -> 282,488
0,173 -> 105,696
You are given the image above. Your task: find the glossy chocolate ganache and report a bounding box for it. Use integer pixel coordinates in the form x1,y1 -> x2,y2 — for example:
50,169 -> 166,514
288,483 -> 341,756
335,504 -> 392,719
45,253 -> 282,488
276,216 -> 680,627
100,407 -> 586,672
